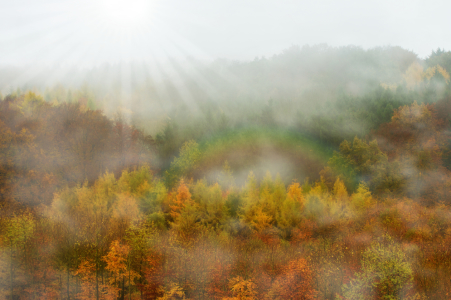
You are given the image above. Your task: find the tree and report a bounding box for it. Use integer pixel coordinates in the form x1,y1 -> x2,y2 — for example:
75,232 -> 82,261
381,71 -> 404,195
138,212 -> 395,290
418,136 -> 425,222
0,120 -> 20,206
125,224 -> 159,300
276,182 -> 305,236
266,258 -> 317,300
112,194 -> 141,240
103,240 -> 139,300
377,102 -> 446,162
426,48 -> 451,74
2,213 -> 35,300
165,140 -> 201,188
224,276 -> 257,300
333,177 -> 348,201
329,137 -> 388,185
350,183 -> 373,212
329,136 -> 402,193
191,181 -> 228,231
157,282 -> 186,300
341,235 -> 414,299
169,179 -> 193,221
376,102 -> 448,200
403,62 -> 424,89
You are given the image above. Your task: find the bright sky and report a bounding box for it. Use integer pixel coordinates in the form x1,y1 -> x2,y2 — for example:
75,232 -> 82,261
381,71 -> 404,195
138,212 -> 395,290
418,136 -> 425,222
0,0 -> 449,66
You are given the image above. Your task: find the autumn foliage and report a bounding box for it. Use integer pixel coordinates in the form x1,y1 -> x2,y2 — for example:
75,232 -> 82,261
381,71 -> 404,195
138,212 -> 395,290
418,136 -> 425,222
2,88 -> 451,300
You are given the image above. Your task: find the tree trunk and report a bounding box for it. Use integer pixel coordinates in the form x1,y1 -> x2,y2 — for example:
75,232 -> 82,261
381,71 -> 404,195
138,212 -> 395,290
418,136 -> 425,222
129,263 -> 131,300
67,266 -> 70,300
96,246 -> 99,300
10,246 -> 14,300
121,277 -> 125,300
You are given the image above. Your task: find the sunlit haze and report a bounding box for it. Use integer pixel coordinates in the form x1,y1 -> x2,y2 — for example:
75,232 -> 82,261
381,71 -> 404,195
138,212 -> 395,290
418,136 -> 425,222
1,0 -> 450,66
97,0 -> 152,31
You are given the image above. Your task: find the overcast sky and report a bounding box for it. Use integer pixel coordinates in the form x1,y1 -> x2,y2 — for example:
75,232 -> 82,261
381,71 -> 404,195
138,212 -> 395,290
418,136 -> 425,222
0,0 -> 449,66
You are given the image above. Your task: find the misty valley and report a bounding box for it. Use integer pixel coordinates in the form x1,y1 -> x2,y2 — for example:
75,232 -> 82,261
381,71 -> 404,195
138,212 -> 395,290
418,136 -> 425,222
1,45 -> 451,299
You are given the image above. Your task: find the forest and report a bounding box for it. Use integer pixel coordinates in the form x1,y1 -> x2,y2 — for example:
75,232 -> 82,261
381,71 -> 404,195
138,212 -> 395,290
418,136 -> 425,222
1,45 -> 451,299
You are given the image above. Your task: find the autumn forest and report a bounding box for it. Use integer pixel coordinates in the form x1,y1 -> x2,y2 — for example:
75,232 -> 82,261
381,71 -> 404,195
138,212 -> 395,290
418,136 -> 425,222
2,45 -> 451,299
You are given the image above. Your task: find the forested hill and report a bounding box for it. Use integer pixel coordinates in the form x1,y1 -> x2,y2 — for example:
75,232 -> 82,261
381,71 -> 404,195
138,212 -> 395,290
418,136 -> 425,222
1,45 -> 451,299
0,92 -> 154,208
1,45 -> 451,207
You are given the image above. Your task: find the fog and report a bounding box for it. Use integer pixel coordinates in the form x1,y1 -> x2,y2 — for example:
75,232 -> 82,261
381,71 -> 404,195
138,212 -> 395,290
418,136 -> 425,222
2,1 -> 451,299
1,0 -> 450,66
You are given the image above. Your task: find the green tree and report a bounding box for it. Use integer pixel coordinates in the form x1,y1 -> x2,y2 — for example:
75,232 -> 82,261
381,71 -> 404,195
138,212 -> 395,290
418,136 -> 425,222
342,235 -> 414,300
165,140 -> 201,188
191,181 -> 228,231
329,136 -> 402,193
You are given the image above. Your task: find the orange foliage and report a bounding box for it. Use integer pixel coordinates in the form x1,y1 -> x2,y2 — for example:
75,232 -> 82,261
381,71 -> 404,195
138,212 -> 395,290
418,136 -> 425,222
287,182 -> 305,207
140,251 -> 165,299
169,179 -> 193,220
376,102 -> 446,162
206,262 -> 232,299
267,258 -> 318,300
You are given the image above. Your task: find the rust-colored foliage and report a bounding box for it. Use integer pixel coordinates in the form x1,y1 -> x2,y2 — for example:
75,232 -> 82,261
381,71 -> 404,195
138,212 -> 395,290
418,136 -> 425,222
376,102 -> 446,162
267,258 -> 318,300
169,179 -> 193,220
139,251 -> 165,299
6,85 -> 451,300
206,262 -> 232,299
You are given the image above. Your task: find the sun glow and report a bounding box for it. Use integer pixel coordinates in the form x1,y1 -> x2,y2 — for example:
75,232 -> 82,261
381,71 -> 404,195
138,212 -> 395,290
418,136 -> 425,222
97,0 -> 152,32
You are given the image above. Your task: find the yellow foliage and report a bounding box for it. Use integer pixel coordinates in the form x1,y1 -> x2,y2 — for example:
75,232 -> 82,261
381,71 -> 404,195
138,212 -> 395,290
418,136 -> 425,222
113,193 -> 141,223
225,276 -> 257,300
423,66 -> 436,81
136,179 -> 151,196
103,240 -> 140,285
309,183 -> 325,197
287,182 -> 305,207
333,177 -> 348,200
394,101 -> 432,126
436,65 -> 450,83
157,282 -> 186,300
104,240 -> 129,277
380,83 -> 397,91
351,183 -> 373,211
424,65 -> 450,83
24,91 -> 44,103
16,91 -> 45,116
403,61 -> 424,89
250,207 -> 273,233
403,62 -> 450,89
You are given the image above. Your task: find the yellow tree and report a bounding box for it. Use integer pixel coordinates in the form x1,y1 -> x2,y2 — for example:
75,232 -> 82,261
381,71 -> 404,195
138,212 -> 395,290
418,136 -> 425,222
75,172 -> 116,300
403,61 -> 424,89
351,183 -> 373,212
223,276 -> 257,300
333,177 -> 348,201
112,193 -> 141,240
103,240 -> 140,300
157,282 -> 186,300
277,182 -> 305,236
1,213 -> 35,300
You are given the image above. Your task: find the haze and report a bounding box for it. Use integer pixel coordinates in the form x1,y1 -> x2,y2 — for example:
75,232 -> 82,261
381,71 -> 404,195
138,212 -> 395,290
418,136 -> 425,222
1,0 -> 450,66
3,0 -> 451,299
